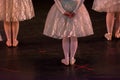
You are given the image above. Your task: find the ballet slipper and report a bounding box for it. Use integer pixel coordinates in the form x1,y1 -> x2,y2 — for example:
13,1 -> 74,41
6,39 -> 12,47
70,57 -> 76,65
13,39 -> 18,47
115,32 -> 120,38
104,33 -> 112,40
61,58 -> 69,65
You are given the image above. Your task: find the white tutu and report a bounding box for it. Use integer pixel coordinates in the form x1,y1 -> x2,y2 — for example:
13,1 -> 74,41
44,0 -> 93,39
0,0 -> 35,21
92,0 -> 120,12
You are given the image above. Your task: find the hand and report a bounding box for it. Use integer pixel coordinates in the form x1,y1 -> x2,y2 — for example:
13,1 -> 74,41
64,12 -> 75,18
70,12 -> 75,18
64,12 -> 71,17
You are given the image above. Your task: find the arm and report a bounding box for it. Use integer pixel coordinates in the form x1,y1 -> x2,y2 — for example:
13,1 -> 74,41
73,0 -> 84,13
54,0 -> 72,18
54,0 -> 66,14
66,0 -> 85,18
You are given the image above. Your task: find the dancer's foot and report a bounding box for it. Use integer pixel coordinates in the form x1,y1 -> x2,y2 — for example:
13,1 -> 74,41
115,32 -> 120,38
61,58 -> 69,65
13,39 -> 18,47
104,33 -> 112,40
6,39 -> 12,47
70,58 -> 76,65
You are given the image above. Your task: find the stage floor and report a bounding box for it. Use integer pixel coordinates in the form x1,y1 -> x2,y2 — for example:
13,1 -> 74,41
0,38 -> 120,80
0,0 -> 120,80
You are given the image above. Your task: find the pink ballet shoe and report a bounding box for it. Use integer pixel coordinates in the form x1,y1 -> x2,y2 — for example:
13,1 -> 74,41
6,40 -> 12,47
61,59 -> 69,65
70,58 -> 76,65
13,39 -> 18,47
104,33 -> 112,40
115,32 -> 120,38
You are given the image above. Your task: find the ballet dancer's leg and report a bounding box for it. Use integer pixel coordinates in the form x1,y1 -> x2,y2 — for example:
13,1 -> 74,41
105,12 -> 115,40
12,21 -> 19,47
115,12 -> 120,38
61,37 -> 70,65
70,37 -> 78,65
4,21 -> 12,47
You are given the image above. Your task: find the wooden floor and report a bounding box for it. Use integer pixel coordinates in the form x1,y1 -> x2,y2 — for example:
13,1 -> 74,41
0,0 -> 120,80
